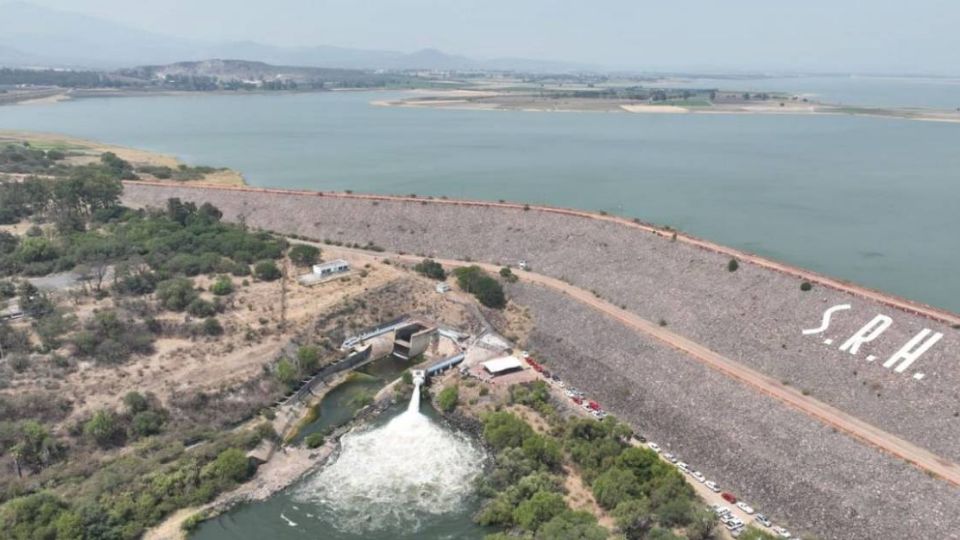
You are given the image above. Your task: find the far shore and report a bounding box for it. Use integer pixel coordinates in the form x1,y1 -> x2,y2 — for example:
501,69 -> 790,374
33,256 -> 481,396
374,90 -> 960,124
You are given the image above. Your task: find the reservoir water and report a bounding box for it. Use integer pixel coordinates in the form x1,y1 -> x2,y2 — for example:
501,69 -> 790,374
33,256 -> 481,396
1,84 -> 957,312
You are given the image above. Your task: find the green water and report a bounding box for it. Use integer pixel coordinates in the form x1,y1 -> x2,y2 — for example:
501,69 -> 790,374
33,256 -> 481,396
1,89 -> 957,311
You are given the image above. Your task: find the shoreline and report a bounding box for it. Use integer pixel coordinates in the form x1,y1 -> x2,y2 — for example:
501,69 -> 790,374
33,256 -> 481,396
122,179 -> 960,326
373,91 -> 960,124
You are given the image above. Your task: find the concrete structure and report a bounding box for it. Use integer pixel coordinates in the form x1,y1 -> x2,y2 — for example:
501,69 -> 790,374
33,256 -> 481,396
312,259 -> 350,277
482,356 -> 524,376
435,282 -> 451,294
392,320 -> 438,360
426,353 -> 465,377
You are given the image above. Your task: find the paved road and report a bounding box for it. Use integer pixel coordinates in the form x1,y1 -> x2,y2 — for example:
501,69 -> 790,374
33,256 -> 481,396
316,243 -> 960,488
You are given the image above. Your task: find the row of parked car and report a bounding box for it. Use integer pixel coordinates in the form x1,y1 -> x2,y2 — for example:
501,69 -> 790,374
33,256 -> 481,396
521,353 -> 793,538
642,441 -> 792,538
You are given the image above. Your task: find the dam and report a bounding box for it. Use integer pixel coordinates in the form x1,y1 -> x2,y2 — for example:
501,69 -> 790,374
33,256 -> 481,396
123,181 -> 960,540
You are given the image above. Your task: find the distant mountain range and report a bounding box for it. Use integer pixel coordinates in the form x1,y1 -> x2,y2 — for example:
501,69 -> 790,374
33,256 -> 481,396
0,1 -> 593,72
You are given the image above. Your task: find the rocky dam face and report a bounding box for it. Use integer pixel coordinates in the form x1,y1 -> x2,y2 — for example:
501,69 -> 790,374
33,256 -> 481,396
122,182 -> 960,540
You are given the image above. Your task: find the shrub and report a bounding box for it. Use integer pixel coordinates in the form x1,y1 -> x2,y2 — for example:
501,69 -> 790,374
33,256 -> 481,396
187,298 -> 217,318
499,267 -> 518,283
156,278 -> 198,311
84,409 -> 125,447
800,281 -> 813,291
203,448 -> 252,484
288,244 -> 320,267
727,258 -> 739,272
210,276 -> 234,296
437,385 -> 459,412
254,260 -> 281,281
131,410 -> 164,437
453,266 -> 506,309
202,317 -> 224,336
297,345 -> 320,372
123,391 -> 149,414
305,433 -> 325,448
414,259 -> 446,280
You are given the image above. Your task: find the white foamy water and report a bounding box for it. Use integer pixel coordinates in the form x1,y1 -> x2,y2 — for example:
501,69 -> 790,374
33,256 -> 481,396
294,382 -> 485,533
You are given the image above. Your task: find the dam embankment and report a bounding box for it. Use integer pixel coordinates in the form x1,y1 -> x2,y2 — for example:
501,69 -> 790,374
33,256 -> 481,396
121,181 -> 960,465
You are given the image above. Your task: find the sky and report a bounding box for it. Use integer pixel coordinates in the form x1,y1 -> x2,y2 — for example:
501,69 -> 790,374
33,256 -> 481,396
15,0 -> 960,73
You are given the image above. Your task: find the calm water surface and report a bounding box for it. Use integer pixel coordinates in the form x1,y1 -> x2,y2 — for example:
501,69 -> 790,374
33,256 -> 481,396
1,87 -> 957,312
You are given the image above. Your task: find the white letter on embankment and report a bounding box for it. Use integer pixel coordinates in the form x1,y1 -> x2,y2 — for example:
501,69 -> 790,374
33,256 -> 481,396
883,329 -> 943,373
802,304 -> 852,335
839,315 -> 893,355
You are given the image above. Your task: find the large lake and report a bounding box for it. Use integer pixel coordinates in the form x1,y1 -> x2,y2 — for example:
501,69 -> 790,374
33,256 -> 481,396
1,88 -> 958,312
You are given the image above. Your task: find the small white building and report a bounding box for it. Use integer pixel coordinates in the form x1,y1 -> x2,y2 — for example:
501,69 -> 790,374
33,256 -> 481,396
312,259 -> 350,277
435,282 -> 451,294
482,356 -> 524,377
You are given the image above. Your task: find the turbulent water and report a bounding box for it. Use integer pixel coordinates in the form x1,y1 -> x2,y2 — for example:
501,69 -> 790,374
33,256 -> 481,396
291,382 -> 485,534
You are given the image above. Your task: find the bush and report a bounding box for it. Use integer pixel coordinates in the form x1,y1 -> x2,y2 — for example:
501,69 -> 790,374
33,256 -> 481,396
297,345 -> 320,373
499,267 -> 518,283
156,278 -> 198,311
84,409 -> 125,447
454,266 -> 506,309
800,281 -> 813,292
187,298 -> 216,318
305,433 -> 325,448
414,259 -> 446,280
202,317 -> 224,336
203,448 -> 252,484
254,260 -> 281,281
727,258 -> 739,272
131,410 -> 164,437
210,276 -> 233,296
437,385 -> 459,412
123,391 -> 149,414
288,244 -> 320,267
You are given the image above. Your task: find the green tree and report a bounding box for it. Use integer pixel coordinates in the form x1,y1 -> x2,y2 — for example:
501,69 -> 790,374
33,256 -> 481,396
254,260 -> 281,281
727,258 -> 739,272
521,434 -> 562,469
276,359 -> 298,386
156,278 -> 198,311
613,498 -> 654,540
592,467 -> 639,510
483,411 -> 534,450
297,345 -> 320,373
535,510 -> 607,540
203,448 -> 252,484
453,266 -> 506,309
123,391 -> 149,414
305,433 -> 325,449
84,409 -> 124,447
202,317 -> 224,336
288,244 -> 320,267
414,258 -> 446,280
513,490 -> 566,531
210,276 -> 234,296
437,385 -> 459,412
131,411 -> 164,438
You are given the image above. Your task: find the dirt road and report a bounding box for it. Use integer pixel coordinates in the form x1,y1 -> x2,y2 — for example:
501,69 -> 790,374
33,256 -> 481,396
317,243 -> 960,488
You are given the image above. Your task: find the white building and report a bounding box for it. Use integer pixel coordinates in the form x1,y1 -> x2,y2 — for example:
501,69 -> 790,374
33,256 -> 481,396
482,356 -> 524,376
312,259 -> 350,277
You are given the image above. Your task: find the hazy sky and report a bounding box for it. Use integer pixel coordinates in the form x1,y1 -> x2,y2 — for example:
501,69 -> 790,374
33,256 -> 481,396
18,0 -> 960,73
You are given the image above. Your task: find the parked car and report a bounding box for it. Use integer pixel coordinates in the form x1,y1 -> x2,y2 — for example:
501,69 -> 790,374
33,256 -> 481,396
772,526 -> 792,538
755,514 -> 772,527
735,502 -> 755,515
712,505 -> 731,516
631,433 -> 646,444
691,471 -> 706,483
647,442 -> 661,453
676,461 -> 690,473
721,492 -> 737,504
704,480 -> 720,492
663,452 -> 675,462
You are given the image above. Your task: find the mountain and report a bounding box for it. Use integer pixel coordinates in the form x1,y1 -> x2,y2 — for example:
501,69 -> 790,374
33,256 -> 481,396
0,1 -> 591,72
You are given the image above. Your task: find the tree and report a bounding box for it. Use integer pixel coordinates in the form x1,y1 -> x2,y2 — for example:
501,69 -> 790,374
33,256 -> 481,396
499,266 -> 518,283
483,411 -> 534,450
454,266 -> 506,309
84,409 -> 124,447
513,490 -> 566,531
203,448 -> 252,484
210,276 -> 233,296
727,258 -> 739,272
613,498 -> 654,540
131,411 -> 164,438
437,385 -> 459,412
288,244 -> 320,267
414,259 -> 446,280
296,345 -> 320,373
592,467 -> 640,510
156,278 -> 198,311
521,434 -> 562,469
123,391 -> 149,414
254,260 -> 281,281
276,358 -> 298,386
9,421 -> 63,477
202,317 -> 224,336
535,510 -> 607,540
305,433 -> 325,449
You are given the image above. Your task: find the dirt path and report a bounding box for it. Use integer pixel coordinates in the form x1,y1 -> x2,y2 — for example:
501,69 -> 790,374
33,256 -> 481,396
315,244 -> 960,488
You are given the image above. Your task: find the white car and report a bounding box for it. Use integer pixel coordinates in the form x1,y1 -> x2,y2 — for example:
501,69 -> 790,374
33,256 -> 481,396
725,518 -> 744,530
772,526 -> 792,538
755,514 -> 772,527
676,461 -> 690,473
736,502 -> 755,515
647,442 -> 661,453
704,480 -> 720,492
663,452 -> 675,462
691,471 -> 706,483
712,505 -> 731,516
